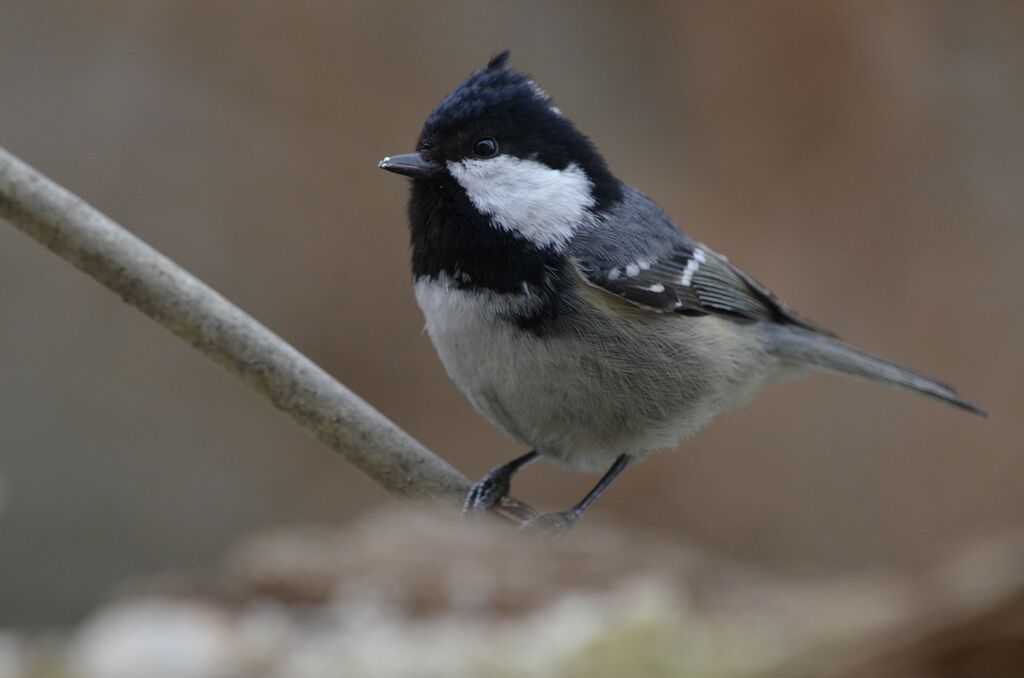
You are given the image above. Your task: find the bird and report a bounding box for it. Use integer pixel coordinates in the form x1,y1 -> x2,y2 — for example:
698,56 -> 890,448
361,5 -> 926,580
378,51 -> 985,531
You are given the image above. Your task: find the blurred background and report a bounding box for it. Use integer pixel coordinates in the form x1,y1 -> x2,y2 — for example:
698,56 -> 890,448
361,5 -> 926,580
0,0 -> 1020,631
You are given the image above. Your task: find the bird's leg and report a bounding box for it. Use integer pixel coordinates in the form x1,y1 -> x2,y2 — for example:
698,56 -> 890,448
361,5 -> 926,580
463,449 -> 541,513
522,454 -> 631,534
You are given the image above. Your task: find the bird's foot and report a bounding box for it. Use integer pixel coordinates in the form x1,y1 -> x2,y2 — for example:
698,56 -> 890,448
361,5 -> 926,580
463,450 -> 540,515
520,509 -> 581,537
462,470 -> 512,514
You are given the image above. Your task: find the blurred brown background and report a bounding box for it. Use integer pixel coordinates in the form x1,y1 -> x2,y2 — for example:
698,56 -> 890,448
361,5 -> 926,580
0,1 -> 1019,628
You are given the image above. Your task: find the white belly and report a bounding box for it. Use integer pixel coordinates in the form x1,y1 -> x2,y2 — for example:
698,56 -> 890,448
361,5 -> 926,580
414,278 -> 772,472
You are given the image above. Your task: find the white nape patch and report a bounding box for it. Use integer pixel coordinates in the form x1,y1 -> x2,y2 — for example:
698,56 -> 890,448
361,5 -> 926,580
448,156 -> 595,249
680,248 -> 706,287
625,263 -> 640,278
528,80 -> 563,116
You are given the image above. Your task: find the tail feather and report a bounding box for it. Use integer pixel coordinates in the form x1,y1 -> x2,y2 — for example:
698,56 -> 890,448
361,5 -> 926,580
764,325 -> 987,417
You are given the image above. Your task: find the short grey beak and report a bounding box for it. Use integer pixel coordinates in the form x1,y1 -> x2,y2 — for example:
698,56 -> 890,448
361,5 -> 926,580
378,152 -> 439,178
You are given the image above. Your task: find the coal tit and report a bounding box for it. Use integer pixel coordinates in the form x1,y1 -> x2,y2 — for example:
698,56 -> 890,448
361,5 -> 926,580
379,51 -> 985,530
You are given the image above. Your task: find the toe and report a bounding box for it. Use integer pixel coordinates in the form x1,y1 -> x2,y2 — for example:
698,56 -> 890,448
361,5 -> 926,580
462,474 -> 509,513
520,509 -> 579,536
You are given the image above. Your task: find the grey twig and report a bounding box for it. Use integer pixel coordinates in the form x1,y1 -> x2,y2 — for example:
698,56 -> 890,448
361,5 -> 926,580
0,146 -> 535,522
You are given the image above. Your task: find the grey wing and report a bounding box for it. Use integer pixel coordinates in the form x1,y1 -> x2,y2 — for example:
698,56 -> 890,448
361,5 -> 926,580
573,239 -> 833,335
571,185 -> 833,334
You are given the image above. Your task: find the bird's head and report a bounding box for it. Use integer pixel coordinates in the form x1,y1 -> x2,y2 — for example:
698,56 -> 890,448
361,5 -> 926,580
380,51 -> 620,253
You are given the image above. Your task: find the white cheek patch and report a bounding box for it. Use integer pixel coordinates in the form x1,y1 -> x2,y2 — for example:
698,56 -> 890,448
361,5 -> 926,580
448,156 -> 595,249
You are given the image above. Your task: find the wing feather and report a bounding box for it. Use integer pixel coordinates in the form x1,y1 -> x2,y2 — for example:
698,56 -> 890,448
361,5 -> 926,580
574,242 -> 833,335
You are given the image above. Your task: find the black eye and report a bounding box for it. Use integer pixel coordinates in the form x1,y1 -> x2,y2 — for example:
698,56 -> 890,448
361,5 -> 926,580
472,137 -> 498,158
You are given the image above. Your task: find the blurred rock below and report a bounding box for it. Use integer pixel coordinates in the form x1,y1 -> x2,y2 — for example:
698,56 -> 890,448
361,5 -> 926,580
4,508 -> 1024,677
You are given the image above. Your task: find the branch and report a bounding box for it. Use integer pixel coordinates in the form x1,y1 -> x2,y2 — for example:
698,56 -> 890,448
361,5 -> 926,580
0,145 -> 535,522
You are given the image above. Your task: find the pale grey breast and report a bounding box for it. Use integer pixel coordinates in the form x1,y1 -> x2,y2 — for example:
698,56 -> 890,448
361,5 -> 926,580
414,274 -> 775,472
